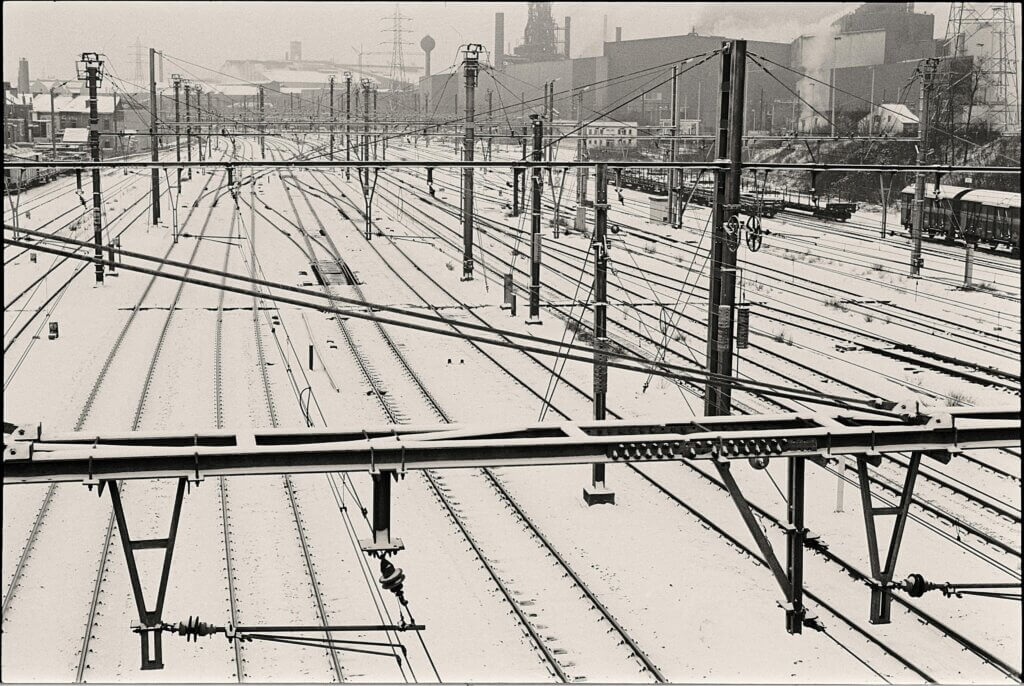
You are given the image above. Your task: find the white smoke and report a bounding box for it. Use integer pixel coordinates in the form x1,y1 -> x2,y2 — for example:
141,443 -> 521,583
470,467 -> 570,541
792,6 -> 850,131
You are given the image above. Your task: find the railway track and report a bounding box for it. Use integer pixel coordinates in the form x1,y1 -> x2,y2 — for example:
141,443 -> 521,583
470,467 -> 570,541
77,167 -> 229,682
390,151 -> 1020,376
279,163 -> 667,682
346,163 -> 1021,571
298,160 -> 1019,682
2,168 -> 225,645
364,163 -> 1022,524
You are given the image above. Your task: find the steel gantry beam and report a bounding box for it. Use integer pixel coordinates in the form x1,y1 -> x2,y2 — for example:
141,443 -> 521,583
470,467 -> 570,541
4,405 -> 1018,667
5,406 -> 1018,484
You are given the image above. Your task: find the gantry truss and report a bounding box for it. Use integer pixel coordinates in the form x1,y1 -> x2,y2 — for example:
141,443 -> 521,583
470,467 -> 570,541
3,404 -> 1020,669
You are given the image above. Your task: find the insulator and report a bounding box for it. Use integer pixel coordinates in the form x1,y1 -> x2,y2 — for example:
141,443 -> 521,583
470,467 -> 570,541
167,616 -> 218,641
902,573 -> 928,597
748,455 -> 770,470
379,557 -> 408,606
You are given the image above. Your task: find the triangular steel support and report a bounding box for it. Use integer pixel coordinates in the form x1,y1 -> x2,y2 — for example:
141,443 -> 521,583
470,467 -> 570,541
715,460 -> 808,634
855,451 -> 922,623
108,476 -> 188,669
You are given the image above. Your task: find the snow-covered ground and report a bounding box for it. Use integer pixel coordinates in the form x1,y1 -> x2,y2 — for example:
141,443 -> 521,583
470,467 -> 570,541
3,134 -> 1021,683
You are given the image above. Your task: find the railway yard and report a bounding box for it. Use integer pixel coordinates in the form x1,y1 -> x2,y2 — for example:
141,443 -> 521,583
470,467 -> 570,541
3,3 -> 1023,683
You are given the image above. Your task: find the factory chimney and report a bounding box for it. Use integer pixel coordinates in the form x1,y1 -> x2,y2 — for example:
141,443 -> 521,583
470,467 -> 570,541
564,16 -> 571,58
420,35 -> 436,78
615,27 -> 622,42
290,40 -> 302,62
603,15 -> 608,43
495,12 -> 505,69
18,58 -> 30,94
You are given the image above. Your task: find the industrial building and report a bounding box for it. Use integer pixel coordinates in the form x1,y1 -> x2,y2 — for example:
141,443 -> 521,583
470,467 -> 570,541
416,2 -> 999,140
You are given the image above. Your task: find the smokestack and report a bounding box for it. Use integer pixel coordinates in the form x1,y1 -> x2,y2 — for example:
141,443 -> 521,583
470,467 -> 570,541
18,58 -> 30,94
615,27 -> 622,42
420,35 -> 436,78
564,16 -> 571,58
495,12 -> 505,69
603,15 -> 608,43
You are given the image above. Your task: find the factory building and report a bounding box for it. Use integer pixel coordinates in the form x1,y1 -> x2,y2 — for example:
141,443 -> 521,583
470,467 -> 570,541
602,31 -> 797,134
418,2 -> 957,142
793,2 -> 938,133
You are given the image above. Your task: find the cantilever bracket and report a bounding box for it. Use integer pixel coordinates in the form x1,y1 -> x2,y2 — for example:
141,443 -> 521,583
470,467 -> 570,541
108,477 -> 188,669
360,470 -> 404,556
855,451 -> 922,624
715,460 -> 808,634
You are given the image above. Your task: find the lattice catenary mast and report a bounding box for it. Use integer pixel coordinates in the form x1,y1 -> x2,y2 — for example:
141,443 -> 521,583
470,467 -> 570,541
945,2 -> 1020,134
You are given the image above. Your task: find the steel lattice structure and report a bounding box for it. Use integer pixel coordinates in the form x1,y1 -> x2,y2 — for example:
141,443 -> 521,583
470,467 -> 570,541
945,1 -> 1021,134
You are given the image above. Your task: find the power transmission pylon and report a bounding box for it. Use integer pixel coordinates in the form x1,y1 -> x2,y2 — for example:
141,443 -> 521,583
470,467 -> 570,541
379,4 -> 412,115
945,2 -> 1020,135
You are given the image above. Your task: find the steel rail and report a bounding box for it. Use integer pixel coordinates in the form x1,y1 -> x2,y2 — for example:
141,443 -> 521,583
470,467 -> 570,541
214,211 -> 244,680
368,165 -> 1023,548
4,234 -> 894,413
412,159 -> 1021,352
298,162 -> 670,681
77,168 -> 227,683
309,164 -> 941,683
1,166 -> 224,645
271,155 -> 413,675
238,171 -> 345,682
278,157 -> 555,678
352,155 -> 1020,678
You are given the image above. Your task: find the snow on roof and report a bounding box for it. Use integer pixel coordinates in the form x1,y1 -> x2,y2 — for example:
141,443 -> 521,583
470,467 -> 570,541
873,103 -> 918,124
898,183 -> 1020,207
900,183 -> 972,201
63,128 -> 89,143
32,93 -> 118,114
5,91 -> 32,106
213,84 -> 259,97
962,188 -> 1021,209
261,68 -> 378,86
261,68 -> 339,84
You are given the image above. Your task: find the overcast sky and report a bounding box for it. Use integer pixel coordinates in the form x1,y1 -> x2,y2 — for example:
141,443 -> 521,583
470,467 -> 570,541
3,2 -> 1020,85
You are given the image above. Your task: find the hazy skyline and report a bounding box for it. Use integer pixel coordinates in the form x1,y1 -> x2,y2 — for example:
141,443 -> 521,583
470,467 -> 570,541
3,0 -> 1021,104
6,2 -> 1007,81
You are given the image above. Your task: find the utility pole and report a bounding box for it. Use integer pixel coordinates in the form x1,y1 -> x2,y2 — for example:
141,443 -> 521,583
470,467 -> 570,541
486,89 -> 494,160
704,40 -> 746,417
669,64 -> 680,226
527,114 -> 543,324
206,91 -> 213,158
194,85 -> 204,164
172,74 -> 181,192
512,133 -> 522,217
707,40 -> 808,636
345,72 -> 352,180
584,163 -> 614,505
329,75 -> 335,160
362,78 -> 372,240
372,86 -> 379,160
258,85 -> 265,160
911,58 -> 937,278
462,45 -> 481,281
184,81 -> 193,180
78,52 -> 105,285
49,85 -> 62,160
149,48 -> 160,224
575,89 -> 588,233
